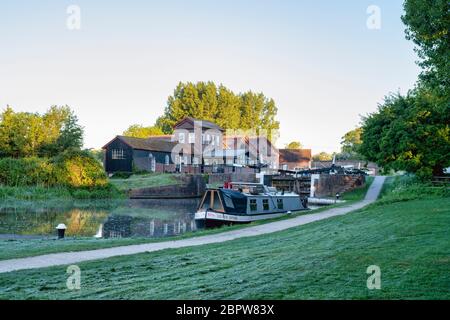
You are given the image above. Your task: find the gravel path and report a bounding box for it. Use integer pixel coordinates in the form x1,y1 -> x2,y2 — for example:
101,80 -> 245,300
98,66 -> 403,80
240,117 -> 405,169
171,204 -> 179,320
0,176 -> 385,274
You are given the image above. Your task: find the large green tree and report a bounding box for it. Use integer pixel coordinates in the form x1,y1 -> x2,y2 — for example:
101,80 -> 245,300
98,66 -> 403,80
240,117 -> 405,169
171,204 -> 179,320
337,128 -> 363,160
359,0 -> 450,178
340,128 -> 362,154
0,105 -> 83,158
41,107 -> 84,156
402,0 -> 449,95
156,81 -> 279,137
359,89 -> 449,177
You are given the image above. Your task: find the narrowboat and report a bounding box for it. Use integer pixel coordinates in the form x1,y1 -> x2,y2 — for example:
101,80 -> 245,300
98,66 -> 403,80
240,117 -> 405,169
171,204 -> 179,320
194,182 -> 308,228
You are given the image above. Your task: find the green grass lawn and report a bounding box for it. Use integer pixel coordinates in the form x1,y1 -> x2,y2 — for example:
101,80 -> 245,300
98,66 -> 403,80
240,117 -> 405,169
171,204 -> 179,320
340,176 -> 374,201
110,173 -> 181,191
1,190 -> 448,299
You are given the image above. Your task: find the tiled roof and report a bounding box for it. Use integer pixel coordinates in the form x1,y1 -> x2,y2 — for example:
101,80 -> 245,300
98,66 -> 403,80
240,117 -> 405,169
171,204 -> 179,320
146,135 -> 173,141
279,149 -> 312,163
173,117 -> 224,131
103,136 -> 177,153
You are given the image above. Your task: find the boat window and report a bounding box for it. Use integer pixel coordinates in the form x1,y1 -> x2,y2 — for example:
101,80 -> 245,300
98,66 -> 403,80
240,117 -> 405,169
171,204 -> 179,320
250,199 -> 257,211
223,194 -> 235,209
263,199 -> 269,210
212,191 -> 224,211
277,199 -> 283,209
201,192 -> 211,210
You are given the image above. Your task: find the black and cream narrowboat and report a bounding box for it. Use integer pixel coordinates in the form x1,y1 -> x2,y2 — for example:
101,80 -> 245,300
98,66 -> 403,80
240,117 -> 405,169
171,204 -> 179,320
195,182 -> 308,227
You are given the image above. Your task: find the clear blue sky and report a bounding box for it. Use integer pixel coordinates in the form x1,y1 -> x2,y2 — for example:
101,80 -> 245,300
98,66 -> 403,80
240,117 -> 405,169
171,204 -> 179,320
0,0 -> 420,153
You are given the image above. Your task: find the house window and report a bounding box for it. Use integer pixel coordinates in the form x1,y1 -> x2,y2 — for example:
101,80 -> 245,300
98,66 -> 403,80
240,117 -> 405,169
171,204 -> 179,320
111,149 -> 125,160
193,157 -> 199,166
215,135 -> 220,147
165,155 -> 170,165
263,199 -> 269,210
250,199 -> 257,211
179,132 -> 185,143
188,132 -> 195,144
277,199 -> 284,210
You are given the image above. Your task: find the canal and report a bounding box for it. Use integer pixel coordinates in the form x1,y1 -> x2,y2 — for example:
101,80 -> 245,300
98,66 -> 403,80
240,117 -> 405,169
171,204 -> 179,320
0,199 -> 201,239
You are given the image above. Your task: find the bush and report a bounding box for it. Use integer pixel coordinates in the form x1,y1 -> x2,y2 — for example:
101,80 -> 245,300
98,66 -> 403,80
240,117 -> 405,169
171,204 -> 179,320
52,148 -> 108,187
0,149 -> 108,188
0,157 -> 57,187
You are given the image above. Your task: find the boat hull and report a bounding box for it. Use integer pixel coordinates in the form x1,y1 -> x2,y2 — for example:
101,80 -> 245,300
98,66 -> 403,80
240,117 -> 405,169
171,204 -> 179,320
194,209 -> 305,228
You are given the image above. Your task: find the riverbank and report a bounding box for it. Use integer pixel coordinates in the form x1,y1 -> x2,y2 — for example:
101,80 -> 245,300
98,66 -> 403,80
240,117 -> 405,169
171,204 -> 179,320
0,173 -> 190,203
0,176 -> 448,299
0,184 -> 125,202
109,173 -> 181,191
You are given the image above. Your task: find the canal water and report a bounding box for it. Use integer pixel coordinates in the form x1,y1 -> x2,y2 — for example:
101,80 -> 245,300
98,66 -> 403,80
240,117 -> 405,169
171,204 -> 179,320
0,199 -> 201,239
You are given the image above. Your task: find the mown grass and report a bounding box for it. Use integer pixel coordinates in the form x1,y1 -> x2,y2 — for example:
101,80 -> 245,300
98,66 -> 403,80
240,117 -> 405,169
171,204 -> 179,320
0,194 -> 448,299
110,173 -> 181,191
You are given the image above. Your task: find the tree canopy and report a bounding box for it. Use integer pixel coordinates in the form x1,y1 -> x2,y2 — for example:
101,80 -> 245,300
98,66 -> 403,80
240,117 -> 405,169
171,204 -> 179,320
155,81 -> 279,136
312,152 -> 333,161
0,105 -> 83,158
359,0 -> 449,178
360,89 -> 449,177
402,0 -> 449,95
123,125 -> 164,138
337,128 -> 363,160
285,141 -> 303,149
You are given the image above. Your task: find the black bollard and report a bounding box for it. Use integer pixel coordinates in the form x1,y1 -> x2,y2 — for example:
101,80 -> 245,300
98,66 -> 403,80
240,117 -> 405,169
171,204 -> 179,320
56,223 -> 67,239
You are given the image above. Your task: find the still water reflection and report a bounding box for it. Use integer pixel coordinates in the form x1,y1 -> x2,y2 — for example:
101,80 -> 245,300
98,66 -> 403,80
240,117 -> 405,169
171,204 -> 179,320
0,199 -> 200,239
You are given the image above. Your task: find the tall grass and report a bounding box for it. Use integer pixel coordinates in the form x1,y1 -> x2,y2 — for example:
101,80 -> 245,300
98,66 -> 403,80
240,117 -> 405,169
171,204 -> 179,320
376,174 -> 449,205
0,185 -> 124,201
